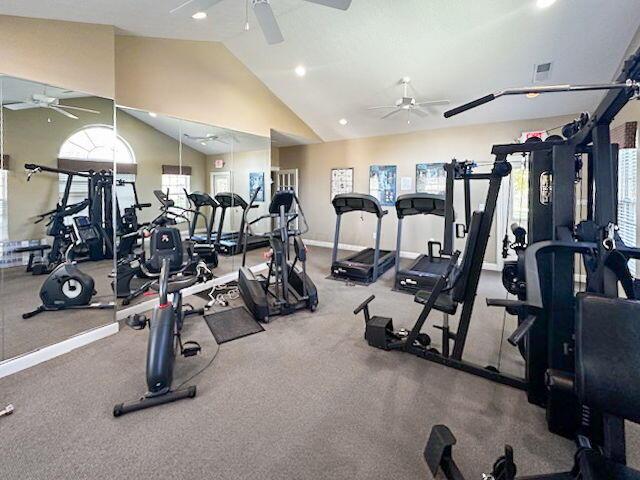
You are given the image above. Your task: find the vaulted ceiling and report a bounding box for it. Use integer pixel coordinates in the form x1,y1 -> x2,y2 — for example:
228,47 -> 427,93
1,0 -> 639,141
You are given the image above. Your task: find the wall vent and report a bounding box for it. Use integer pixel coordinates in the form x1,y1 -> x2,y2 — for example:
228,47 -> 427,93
533,62 -> 553,83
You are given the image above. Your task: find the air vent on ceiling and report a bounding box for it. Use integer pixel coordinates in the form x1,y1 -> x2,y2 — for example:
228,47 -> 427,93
533,62 -> 553,83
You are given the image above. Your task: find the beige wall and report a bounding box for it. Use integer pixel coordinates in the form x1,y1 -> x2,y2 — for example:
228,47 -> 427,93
0,15 -> 318,144
279,114 -> 580,264
115,109 -> 208,226
0,15 -> 115,98
115,35 -> 319,141
207,149 -> 271,233
2,97 -> 207,240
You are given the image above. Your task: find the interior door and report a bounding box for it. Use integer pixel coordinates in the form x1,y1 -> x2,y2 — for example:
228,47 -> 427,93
274,169 -> 298,195
210,171 -> 232,232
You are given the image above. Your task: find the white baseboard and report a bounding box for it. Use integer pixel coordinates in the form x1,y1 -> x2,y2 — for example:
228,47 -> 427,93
116,262 -> 268,320
0,322 -> 120,379
305,239 -> 501,272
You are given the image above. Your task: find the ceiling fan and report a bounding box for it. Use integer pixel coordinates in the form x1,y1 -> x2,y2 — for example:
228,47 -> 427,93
368,78 -> 450,124
183,132 -> 243,146
4,94 -> 100,120
170,0 -> 352,45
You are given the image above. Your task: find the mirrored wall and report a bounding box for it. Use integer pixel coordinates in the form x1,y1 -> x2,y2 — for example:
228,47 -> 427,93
0,75 -> 117,361
0,75 -> 271,365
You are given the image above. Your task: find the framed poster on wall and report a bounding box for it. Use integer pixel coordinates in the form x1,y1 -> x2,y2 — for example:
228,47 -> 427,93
331,167 -> 354,200
416,163 -> 446,195
369,165 -> 397,206
249,172 -> 265,202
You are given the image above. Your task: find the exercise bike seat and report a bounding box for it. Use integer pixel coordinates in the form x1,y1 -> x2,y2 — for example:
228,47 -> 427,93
151,275 -> 199,294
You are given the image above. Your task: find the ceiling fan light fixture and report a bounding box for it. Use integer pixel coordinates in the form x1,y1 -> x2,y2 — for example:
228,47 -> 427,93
295,65 -> 307,77
149,112 -> 158,118
526,92 -> 540,98
339,118 -> 348,125
192,11 -> 208,19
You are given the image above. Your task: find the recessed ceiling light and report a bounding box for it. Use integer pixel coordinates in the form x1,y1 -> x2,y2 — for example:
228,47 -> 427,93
526,92 -> 540,99
192,11 -> 207,19
536,0 -> 556,8
295,65 -> 307,77
149,112 -> 158,118
339,118 -> 348,126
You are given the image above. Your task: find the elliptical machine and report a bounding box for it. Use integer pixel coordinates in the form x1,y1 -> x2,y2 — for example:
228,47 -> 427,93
23,216 -> 115,319
113,226 -> 206,417
238,187 -> 318,323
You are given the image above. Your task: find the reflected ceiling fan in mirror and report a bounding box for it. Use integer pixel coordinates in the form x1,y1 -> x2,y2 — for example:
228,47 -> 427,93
183,133 -> 240,146
4,94 -> 100,120
170,0 -> 352,45
368,77 -> 450,124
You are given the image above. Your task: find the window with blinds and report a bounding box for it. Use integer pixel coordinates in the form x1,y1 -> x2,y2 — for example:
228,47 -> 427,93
161,174 -> 191,215
618,148 -> 637,275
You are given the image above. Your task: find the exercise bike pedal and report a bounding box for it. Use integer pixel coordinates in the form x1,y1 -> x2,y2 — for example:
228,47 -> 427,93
181,341 -> 201,357
125,314 -> 148,330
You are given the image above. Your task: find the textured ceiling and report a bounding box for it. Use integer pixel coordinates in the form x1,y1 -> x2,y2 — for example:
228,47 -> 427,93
1,0 -> 640,141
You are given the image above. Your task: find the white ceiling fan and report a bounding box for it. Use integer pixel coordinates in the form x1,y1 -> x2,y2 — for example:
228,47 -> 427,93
368,78 -> 450,124
184,133 -> 239,146
170,0 -> 352,45
4,93 -> 100,120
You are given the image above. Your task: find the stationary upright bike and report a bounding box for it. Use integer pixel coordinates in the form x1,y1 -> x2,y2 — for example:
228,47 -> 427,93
113,226 -> 205,417
23,216 -> 115,319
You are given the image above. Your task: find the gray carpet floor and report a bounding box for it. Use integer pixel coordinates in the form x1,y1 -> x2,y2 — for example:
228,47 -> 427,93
0,250 -> 264,361
1,246 -> 638,479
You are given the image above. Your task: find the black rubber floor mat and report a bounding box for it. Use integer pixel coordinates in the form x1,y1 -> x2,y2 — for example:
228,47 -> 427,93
203,306 -> 264,344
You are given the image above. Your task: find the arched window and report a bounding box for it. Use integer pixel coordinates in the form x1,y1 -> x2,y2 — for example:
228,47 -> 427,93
59,125 -> 135,164
58,125 -> 137,216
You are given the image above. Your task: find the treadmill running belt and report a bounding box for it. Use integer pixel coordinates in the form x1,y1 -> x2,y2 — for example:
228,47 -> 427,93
346,248 -> 391,265
412,255 -> 449,273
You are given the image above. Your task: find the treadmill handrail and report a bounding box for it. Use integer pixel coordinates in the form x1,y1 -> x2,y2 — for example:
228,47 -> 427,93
332,193 -> 388,218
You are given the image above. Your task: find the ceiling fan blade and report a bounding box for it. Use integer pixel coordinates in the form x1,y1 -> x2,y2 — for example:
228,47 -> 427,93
170,0 -> 223,14
58,105 -> 100,114
381,109 -> 402,120
416,100 -> 450,107
49,106 -> 78,119
411,108 -> 429,118
3,102 -> 37,111
367,105 -> 397,110
303,0 -> 352,10
253,1 -> 284,45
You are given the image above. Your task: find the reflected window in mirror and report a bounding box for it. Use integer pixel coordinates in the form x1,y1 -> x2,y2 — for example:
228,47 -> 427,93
161,173 -> 191,212
58,125 -> 136,220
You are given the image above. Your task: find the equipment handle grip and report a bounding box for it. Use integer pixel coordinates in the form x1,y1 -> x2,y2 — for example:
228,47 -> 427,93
508,315 -> 536,346
353,295 -> 376,315
444,94 -> 495,118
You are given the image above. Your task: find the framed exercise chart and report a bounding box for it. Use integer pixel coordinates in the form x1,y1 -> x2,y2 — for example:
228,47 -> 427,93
331,167 -> 354,200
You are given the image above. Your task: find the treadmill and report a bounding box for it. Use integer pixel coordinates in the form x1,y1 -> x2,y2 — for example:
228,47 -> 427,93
184,190 -> 219,266
395,159 -> 473,294
214,192 -> 270,256
330,193 -> 396,284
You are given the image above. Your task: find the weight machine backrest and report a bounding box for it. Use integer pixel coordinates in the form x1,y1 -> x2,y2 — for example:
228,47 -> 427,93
576,293 -> 640,424
451,211 -> 484,303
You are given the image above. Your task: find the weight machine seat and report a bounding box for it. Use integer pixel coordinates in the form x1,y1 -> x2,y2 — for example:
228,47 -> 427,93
414,289 -> 458,315
332,193 -> 387,218
575,293 -> 640,425
412,211 -> 484,315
